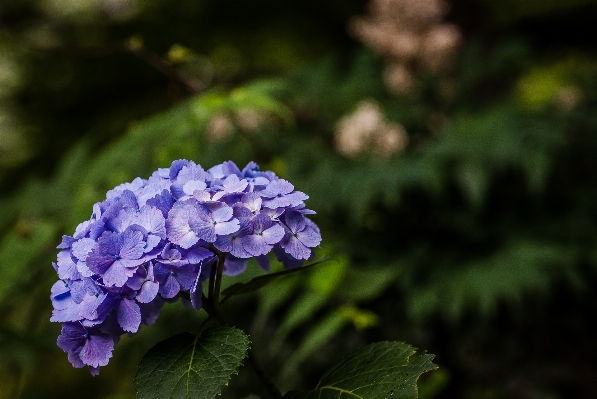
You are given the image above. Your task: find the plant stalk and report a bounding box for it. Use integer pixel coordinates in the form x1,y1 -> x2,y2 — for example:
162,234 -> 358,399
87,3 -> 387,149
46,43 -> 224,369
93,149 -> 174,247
203,249 -> 283,399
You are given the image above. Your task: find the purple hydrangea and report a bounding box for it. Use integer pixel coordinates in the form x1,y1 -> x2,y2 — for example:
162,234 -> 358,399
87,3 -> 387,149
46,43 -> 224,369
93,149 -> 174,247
51,159 -> 321,374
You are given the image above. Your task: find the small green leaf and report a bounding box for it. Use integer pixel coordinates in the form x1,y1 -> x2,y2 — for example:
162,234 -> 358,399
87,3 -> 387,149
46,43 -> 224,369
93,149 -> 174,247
221,259 -> 326,303
283,341 -> 437,399
134,326 -> 250,399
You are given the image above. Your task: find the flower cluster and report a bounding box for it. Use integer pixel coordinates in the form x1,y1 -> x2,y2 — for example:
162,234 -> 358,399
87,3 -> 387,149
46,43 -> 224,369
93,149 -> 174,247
51,160 -> 321,375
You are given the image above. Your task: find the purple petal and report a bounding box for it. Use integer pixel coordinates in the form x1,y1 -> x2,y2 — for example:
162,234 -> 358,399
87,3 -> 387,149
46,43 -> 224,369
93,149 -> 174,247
188,219 -> 216,243
153,262 -> 171,283
283,211 -> 306,233
57,323 -> 86,353
255,254 -> 270,272
106,208 -> 136,233
169,159 -> 191,180
51,297 -> 84,322
140,299 -> 164,326
183,180 -> 207,196
119,228 -> 145,260
241,192 -> 262,213
67,349 -> 86,369
74,220 -> 92,239
173,264 -> 199,291
261,207 -> 285,220
251,213 -> 272,232
261,179 -> 294,197
177,164 -> 210,183
78,291 -> 109,321
80,334 -> 114,367
102,260 -> 136,287
214,219 -> 240,236
170,201 -> 215,243
70,278 -> 99,304
166,201 -> 202,248
223,257 -> 248,276
146,189 -> 175,219
117,298 -> 141,333
193,190 -> 212,202
208,161 -> 241,179
214,235 -> 232,253
263,224 -> 285,245
126,267 -> 147,290
297,225 -> 322,248
262,196 -> 297,209
77,261 -> 94,278
51,280 -> 70,304
233,206 -> 253,219
144,235 -> 162,252
284,191 -> 309,206
137,179 -> 171,207
229,236 -> 252,258
87,231 -> 120,274
273,245 -> 304,269
71,238 -> 96,261
159,274 -> 181,298
242,235 -> 268,256
222,174 -> 248,193
137,280 -> 159,303
281,235 -> 311,260
57,235 -> 75,249
57,250 -> 79,281
186,247 -> 214,264
135,206 -> 166,239
190,272 -> 203,311
207,202 -> 233,223
166,218 -> 200,249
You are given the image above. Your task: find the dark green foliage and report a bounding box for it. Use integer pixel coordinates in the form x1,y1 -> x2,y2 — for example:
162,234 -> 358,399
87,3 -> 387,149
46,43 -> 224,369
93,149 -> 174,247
134,327 -> 250,399
221,259 -> 326,303
283,342 -> 437,399
1,0 -> 597,397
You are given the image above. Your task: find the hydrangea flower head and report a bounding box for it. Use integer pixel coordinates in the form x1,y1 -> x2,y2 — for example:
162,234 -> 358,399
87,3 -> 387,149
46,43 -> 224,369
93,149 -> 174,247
51,159 -> 321,374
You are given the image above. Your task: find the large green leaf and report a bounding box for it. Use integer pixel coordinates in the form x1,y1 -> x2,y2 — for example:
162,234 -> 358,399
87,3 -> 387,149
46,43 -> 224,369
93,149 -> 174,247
134,326 -> 250,399
221,259 -> 326,303
283,342 -> 437,399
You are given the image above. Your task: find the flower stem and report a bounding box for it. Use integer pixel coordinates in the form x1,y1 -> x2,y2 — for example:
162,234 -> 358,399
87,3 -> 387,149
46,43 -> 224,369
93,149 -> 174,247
246,348 -> 283,399
203,248 -> 283,399
212,248 -> 226,311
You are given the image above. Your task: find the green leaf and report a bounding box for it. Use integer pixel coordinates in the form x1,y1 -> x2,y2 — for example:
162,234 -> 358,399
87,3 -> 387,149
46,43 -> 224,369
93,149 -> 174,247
134,326 -> 250,399
408,240 -> 577,321
221,259 -> 326,303
283,342 -> 437,399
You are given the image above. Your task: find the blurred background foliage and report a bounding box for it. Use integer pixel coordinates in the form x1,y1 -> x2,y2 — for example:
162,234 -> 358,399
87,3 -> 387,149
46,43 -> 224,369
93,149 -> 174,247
1,0 -> 597,398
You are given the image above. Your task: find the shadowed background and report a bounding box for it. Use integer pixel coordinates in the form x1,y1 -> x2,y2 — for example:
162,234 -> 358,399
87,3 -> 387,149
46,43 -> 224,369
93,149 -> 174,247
1,0 -> 597,398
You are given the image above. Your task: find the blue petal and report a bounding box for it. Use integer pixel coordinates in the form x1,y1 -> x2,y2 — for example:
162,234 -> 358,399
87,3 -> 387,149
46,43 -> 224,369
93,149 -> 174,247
117,298 -> 141,333
223,256 -> 248,276
137,280 -> 159,303
80,334 -> 114,367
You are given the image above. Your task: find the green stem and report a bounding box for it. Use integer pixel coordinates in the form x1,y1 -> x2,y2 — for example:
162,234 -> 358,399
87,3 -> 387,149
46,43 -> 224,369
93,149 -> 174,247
212,248 -> 226,312
208,253 -> 218,300
245,348 -> 283,399
203,249 -> 283,399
